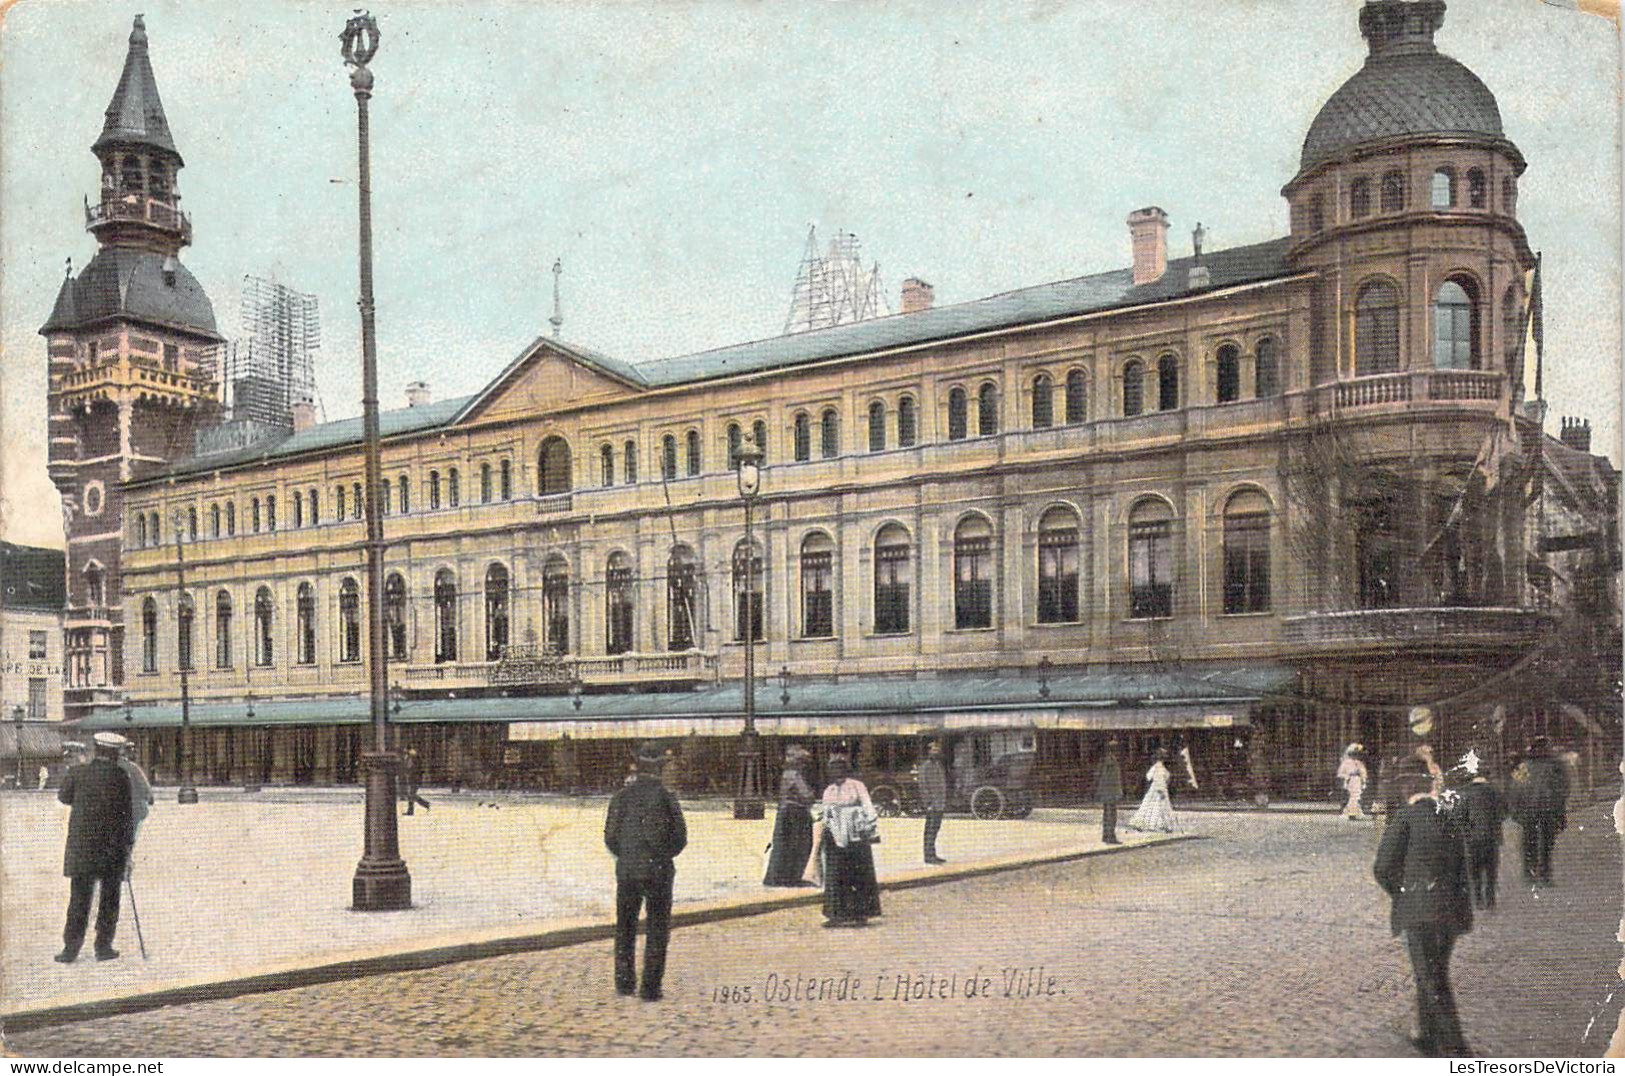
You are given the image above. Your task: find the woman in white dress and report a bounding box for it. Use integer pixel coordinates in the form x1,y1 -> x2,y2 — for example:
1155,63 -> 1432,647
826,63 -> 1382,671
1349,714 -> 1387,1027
1127,749 -> 1176,833
1336,743 -> 1369,820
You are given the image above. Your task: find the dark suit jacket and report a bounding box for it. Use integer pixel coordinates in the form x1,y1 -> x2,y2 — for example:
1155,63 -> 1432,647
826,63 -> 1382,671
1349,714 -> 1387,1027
1458,780 -> 1505,845
605,775 -> 688,881
918,758 -> 948,811
1514,756 -> 1571,823
58,757 -> 133,878
1094,754 -> 1123,804
1374,796 -> 1472,938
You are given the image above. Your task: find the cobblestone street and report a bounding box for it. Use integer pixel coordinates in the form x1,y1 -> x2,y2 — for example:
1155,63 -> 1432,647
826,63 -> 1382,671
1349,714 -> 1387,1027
8,803 -> 1618,1057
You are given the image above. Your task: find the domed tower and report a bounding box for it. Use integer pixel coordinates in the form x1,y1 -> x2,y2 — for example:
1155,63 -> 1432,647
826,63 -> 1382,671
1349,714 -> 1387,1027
40,16 -> 223,721
1284,0 -> 1534,391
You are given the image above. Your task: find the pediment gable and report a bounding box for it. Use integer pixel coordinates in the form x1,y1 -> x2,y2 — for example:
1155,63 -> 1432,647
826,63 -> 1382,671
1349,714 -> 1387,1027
456,338 -> 644,425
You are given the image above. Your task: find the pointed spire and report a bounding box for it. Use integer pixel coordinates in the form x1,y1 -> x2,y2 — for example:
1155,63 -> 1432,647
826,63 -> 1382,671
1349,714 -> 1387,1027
93,15 -> 182,162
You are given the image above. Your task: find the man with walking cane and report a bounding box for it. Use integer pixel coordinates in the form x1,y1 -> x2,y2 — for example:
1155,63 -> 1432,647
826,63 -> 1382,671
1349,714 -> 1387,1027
117,739 -> 155,959
55,732 -> 133,963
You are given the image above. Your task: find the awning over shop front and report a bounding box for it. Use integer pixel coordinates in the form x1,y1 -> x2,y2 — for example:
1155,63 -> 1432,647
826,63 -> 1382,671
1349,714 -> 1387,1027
0,723 -> 69,760
81,664 -> 1292,739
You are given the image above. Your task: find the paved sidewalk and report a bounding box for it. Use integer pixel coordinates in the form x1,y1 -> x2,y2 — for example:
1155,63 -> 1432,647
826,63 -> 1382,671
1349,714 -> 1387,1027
1,791 -> 1170,1019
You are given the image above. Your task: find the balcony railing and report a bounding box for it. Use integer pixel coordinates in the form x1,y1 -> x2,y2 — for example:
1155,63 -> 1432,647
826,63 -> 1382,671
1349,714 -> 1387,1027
1281,606 -> 1545,648
401,649 -> 716,688
86,194 -> 193,241
1323,370 -> 1506,412
535,493 -> 573,515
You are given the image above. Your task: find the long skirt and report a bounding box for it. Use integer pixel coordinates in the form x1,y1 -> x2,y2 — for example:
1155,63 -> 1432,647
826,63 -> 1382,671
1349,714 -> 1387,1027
763,805 -> 814,886
1126,787 -> 1175,833
822,837 -> 881,923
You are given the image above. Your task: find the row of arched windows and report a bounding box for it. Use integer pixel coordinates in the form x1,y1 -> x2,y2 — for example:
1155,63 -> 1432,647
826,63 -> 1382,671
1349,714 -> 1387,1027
1352,274 -> 1518,376
1313,167 -> 1515,233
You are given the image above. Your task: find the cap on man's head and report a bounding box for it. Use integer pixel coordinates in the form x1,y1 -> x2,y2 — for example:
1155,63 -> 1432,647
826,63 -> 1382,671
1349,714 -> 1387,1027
632,741 -> 667,767
93,732 -> 130,752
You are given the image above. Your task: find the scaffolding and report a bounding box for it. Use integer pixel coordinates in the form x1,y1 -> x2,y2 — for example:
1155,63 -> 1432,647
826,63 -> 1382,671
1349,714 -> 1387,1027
226,275 -> 321,428
782,225 -> 887,335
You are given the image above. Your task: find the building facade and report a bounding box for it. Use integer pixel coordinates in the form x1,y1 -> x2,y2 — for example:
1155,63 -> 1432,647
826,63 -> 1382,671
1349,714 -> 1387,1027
65,2 -> 1618,801
1,543 -> 68,784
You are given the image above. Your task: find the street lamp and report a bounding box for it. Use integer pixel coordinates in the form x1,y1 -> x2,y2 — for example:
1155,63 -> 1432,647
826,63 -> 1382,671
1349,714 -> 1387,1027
734,436 -> 766,820
1038,656 -> 1052,700
173,513 -> 198,804
779,665 -> 791,707
242,689 -> 261,793
343,10 -> 410,911
12,705 -> 24,788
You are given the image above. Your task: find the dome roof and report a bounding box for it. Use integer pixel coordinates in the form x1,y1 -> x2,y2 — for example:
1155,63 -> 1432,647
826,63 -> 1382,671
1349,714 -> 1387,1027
1299,1 -> 1510,174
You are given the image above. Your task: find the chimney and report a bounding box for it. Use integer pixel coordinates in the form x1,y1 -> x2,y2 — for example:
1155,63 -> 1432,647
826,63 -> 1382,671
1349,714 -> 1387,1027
901,277 -> 935,314
290,399 -> 318,433
405,381 -> 432,408
1559,416 -> 1592,454
1127,207 -> 1170,286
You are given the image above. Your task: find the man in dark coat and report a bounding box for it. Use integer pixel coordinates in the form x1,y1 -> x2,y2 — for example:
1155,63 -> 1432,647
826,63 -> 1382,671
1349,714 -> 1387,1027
1458,762 -> 1506,909
605,742 -> 688,1001
56,733 -> 134,963
401,748 -> 430,815
918,741 -> 948,864
1094,739 -> 1123,844
1511,736 -> 1570,885
1374,761 -> 1474,1057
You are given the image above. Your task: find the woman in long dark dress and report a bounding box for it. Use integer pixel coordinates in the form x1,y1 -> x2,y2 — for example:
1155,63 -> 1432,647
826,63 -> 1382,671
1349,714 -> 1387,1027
815,755 -> 881,927
763,746 -> 818,886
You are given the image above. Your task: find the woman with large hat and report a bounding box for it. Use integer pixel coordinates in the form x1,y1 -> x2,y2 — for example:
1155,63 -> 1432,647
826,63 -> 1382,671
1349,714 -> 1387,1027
763,745 -> 818,887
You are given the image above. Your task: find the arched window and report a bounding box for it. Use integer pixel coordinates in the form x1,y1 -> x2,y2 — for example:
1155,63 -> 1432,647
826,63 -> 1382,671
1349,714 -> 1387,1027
1065,370 -> 1087,425
1380,170 -> 1406,212
428,471 -> 441,511
1350,177 -> 1371,219
1122,361 -> 1145,417
1216,345 -> 1241,404
601,442 -> 616,486
624,440 -> 638,484
397,475 -> 410,514
447,469 -> 460,507
873,524 -> 911,634
1128,499 -> 1175,619
667,546 -> 698,651
335,485 -> 346,521
1431,167 -> 1456,209
1037,507 -> 1081,624
188,506 -> 198,541
120,153 -> 142,192
800,532 -> 834,638
352,482 -> 362,519
226,502 -> 236,536
1308,195 -> 1325,233
215,590 -> 232,669
384,573 -> 407,660
1467,168 -> 1487,209
433,569 -> 458,663
308,489 -> 319,525
606,552 -> 634,655
539,436 -> 572,494
686,430 -> 702,476
752,420 -> 768,464
1031,374 -> 1054,429
726,423 -> 743,470
85,564 -> 104,606
662,434 -> 679,479
141,597 -> 158,672
210,503 -> 221,538
820,408 -> 840,459
954,516 -> 994,629
793,412 -> 812,461
947,387 -> 968,440
254,587 -> 274,667
293,491 -> 305,528
978,382 -> 999,436
543,557 -> 570,654
382,479 -> 392,515
898,396 -> 918,447
1503,285 -> 1523,372
135,513 -> 147,547
339,578 -> 361,663
732,539 -> 763,643
1157,354 -> 1179,411
1255,337 -> 1281,398
500,459 -> 512,500
177,592 -> 194,671
149,511 -> 161,545
1501,176 -> 1517,215
251,498 -> 262,533
484,564 -> 510,660
296,582 -> 316,665
481,463 -> 493,503
1355,281 -> 1401,375
868,401 -> 886,452
1433,278 -> 1478,370
1223,490 -> 1272,615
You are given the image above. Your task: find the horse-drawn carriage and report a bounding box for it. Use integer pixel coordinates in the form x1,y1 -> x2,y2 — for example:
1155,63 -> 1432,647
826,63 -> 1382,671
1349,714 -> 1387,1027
866,728 -> 1038,820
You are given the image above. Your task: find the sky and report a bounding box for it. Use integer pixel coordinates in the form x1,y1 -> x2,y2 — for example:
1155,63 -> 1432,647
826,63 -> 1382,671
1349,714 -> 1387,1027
1,0 -> 1619,550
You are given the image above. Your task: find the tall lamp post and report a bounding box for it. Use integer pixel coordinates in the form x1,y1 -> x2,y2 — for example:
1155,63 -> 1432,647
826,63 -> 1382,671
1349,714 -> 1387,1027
733,437 -> 766,820
12,705 -> 24,788
343,11 -> 410,911
172,514 -> 198,804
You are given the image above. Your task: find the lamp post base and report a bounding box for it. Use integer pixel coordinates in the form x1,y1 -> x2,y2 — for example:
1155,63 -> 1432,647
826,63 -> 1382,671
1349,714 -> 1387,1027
352,751 -> 411,911
352,860 -> 412,911
733,729 -> 765,820
177,786 -> 199,804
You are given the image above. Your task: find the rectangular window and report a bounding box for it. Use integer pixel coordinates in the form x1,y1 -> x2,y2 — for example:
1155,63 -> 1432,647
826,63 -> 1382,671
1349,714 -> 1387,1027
28,678 -> 47,720
954,538 -> 993,629
874,545 -> 910,634
802,551 -> 833,638
1129,521 -> 1173,619
28,631 -> 47,660
1223,514 -> 1271,614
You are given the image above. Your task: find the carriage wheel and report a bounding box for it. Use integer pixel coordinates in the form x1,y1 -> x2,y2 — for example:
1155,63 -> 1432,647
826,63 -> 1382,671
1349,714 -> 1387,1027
1007,791 -> 1034,819
871,785 -> 903,817
970,785 -> 1006,820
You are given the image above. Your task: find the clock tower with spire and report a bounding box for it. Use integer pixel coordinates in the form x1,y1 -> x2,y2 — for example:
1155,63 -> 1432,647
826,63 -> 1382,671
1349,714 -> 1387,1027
41,16 -> 224,721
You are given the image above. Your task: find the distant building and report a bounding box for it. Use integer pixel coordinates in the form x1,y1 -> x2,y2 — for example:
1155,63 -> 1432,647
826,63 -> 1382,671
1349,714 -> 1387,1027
0,542 -> 68,783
